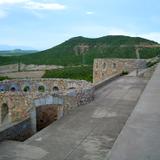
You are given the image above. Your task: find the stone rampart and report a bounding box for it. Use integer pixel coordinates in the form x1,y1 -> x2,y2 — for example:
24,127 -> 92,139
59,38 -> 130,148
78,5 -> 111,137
0,78 -> 94,140
0,78 -> 92,92
93,58 -> 147,83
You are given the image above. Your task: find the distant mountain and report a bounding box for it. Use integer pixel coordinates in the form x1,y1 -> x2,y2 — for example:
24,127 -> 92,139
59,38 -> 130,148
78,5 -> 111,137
0,35 -> 160,66
0,49 -> 38,56
0,44 -> 36,50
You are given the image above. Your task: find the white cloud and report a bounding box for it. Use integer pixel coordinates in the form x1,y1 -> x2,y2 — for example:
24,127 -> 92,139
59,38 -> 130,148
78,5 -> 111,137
25,1 -> 65,10
0,0 -> 66,10
0,0 -> 26,5
86,11 -> 94,15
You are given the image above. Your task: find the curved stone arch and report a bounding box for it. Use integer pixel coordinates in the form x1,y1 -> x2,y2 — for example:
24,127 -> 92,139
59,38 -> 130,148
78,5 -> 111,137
0,103 -> 9,124
23,86 -> 31,92
22,83 -> 32,92
37,83 -> 47,93
53,86 -> 59,92
38,85 -> 45,92
9,84 -> 19,92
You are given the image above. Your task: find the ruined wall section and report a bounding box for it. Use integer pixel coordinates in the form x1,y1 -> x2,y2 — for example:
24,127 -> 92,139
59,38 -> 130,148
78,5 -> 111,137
93,58 -> 147,83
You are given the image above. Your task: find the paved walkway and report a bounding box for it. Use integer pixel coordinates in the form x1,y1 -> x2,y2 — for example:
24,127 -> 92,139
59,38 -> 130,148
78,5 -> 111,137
107,64 -> 160,160
0,75 -> 148,160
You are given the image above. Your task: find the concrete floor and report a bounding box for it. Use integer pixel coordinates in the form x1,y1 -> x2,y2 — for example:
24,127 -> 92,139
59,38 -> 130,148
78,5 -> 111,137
107,64 -> 160,160
0,75 -> 148,160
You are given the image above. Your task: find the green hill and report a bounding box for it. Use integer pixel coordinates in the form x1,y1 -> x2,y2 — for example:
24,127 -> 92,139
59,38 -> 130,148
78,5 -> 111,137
0,35 -> 160,66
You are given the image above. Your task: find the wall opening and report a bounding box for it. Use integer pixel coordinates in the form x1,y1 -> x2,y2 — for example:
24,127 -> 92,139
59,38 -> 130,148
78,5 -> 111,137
53,86 -> 59,92
10,87 -> 16,92
23,86 -> 30,92
38,85 -> 45,92
1,103 -> 9,124
36,105 -> 59,131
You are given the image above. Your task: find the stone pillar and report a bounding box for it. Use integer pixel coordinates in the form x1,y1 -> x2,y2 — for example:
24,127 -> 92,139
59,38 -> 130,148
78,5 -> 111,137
29,105 -> 37,133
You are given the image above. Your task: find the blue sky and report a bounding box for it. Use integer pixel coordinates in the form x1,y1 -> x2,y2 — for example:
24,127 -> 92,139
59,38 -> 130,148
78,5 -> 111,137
0,0 -> 160,50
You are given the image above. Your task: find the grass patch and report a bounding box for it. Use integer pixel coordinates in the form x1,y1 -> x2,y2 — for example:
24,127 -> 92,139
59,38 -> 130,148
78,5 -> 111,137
43,65 -> 93,82
0,76 -> 9,81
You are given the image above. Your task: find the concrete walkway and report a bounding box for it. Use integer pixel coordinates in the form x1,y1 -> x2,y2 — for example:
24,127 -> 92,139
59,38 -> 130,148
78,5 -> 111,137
107,64 -> 160,160
0,75 -> 148,160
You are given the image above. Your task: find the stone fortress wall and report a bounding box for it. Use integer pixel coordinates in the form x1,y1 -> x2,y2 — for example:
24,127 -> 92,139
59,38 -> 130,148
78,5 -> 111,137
0,78 -> 92,92
0,79 -> 94,141
0,58 -> 148,141
93,58 -> 147,83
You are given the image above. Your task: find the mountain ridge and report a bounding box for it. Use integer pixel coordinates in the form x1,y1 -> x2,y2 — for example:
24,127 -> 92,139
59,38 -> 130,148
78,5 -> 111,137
0,35 -> 159,66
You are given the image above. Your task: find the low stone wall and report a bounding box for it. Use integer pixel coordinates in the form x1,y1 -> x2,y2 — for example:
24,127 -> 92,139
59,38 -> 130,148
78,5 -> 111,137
0,93 -> 30,126
0,79 -> 95,141
0,78 -> 92,92
0,118 -> 33,142
94,74 -> 121,90
93,58 -> 147,83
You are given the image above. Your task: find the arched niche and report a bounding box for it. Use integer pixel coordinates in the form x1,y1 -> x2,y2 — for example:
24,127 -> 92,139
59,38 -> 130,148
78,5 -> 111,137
23,86 -> 30,92
10,84 -> 19,92
1,103 -> 9,124
38,85 -> 45,92
53,86 -> 59,92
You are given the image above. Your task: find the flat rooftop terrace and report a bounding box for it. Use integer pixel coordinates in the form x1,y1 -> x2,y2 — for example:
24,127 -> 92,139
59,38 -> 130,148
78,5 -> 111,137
107,63 -> 160,160
0,72 -> 149,160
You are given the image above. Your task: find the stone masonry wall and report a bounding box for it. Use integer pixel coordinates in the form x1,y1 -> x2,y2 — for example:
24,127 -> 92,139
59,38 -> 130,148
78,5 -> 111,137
0,78 -> 94,141
0,79 -> 92,92
93,58 -> 147,83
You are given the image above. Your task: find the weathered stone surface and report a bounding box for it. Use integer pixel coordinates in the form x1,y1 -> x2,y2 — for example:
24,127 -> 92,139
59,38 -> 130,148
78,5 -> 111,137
0,78 -> 94,141
93,58 -> 147,83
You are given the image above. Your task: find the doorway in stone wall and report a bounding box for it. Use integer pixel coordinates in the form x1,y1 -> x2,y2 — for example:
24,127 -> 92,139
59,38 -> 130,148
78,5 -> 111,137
1,103 -> 9,125
36,105 -> 59,131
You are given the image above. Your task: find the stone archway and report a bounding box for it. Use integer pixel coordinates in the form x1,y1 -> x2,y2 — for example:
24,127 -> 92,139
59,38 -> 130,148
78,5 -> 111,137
30,95 -> 64,132
36,105 -> 59,131
1,103 -> 9,124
